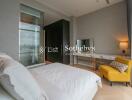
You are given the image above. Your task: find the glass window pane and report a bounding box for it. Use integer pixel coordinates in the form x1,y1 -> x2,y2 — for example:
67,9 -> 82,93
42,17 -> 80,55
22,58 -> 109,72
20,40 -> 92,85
19,4 -> 44,66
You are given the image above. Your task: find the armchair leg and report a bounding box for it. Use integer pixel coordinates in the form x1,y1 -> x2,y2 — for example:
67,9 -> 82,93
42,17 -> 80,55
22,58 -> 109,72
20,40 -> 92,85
110,82 -> 113,86
126,82 -> 128,87
130,82 -> 132,87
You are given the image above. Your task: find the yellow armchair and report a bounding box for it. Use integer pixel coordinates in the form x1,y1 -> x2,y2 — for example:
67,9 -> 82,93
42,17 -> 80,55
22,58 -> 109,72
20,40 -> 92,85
99,56 -> 132,86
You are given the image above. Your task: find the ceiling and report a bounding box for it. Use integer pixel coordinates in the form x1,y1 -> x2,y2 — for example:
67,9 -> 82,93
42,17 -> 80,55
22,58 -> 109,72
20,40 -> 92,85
35,0 -> 123,17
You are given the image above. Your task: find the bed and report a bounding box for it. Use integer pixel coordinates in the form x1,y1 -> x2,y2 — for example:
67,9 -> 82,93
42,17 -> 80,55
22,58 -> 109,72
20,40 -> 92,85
0,53 -> 101,100
0,86 -> 14,100
30,63 -> 102,100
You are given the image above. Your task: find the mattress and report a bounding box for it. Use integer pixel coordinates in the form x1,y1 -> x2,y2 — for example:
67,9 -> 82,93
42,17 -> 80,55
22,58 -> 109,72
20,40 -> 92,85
30,63 -> 102,100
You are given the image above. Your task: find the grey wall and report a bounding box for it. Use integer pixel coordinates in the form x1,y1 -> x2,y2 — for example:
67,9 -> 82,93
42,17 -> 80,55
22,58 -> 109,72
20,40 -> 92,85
0,0 -> 19,60
127,0 -> 132,84
127,0 -> 132,58
20,0 -> 70,26
70,17 -> 78,64
77,1 -> 128,55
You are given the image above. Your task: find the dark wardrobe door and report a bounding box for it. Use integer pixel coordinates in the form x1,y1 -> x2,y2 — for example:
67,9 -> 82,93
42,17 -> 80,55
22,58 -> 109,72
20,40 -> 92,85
45,19 -> 70,64
62,20 -> 70,64
45,21 -> 63,63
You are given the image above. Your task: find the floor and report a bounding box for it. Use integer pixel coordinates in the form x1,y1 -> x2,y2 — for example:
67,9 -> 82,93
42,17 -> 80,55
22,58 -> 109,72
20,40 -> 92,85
73,64 -> 132,100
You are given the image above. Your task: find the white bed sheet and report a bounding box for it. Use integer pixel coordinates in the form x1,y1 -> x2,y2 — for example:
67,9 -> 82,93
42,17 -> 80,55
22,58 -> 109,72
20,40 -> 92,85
30,63 -> 102,100
0,86 -> 14,100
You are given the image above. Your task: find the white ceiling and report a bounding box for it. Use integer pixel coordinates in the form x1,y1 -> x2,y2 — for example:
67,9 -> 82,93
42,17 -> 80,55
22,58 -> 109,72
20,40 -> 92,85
35,0 -> 123,17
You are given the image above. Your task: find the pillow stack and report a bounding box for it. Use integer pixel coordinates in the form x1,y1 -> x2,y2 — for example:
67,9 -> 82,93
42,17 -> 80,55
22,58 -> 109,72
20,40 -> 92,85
0,54 -> 48,100
110,61 -> 128,73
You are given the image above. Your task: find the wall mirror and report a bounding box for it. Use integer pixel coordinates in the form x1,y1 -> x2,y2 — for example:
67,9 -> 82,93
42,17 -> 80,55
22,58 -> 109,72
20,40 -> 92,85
76,38 -> 94,53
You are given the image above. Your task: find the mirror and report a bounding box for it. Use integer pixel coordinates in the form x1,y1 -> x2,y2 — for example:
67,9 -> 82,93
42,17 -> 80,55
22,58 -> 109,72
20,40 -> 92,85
76,38 -> 94,53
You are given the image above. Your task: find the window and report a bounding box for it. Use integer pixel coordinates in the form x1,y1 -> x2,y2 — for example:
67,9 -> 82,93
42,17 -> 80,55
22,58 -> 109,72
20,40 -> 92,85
19,4 -> 44,66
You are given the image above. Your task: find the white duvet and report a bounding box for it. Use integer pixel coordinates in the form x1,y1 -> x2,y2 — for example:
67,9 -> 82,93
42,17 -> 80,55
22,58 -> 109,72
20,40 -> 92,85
0,86 -> 14,100
30,63 -> 102,100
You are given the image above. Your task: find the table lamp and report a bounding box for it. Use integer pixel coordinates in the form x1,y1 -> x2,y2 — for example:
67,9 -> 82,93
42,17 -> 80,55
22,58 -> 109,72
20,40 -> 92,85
119,41 -> 128,56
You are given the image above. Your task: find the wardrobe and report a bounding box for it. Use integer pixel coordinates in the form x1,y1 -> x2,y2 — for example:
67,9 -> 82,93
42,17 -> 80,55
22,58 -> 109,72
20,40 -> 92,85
45,19 -> 70,64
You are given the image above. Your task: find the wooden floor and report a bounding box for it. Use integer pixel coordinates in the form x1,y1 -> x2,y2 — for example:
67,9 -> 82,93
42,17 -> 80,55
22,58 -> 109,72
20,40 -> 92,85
73,64 -> 132,100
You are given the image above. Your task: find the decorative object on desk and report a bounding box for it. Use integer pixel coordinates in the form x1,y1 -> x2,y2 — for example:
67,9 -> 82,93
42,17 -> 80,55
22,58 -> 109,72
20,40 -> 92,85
119,41 -> 128,56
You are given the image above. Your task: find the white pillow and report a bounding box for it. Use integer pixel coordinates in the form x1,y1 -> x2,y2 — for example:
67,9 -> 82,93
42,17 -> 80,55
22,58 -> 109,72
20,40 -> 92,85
0,74 -> 23,100
0,58 -> 4,69
0,53 -> 12,59
0,57 -> 48,100
0,85 -> 14,100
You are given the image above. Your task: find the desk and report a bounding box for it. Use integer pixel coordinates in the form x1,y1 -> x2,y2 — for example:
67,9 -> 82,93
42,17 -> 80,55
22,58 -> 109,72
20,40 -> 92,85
73,53 -> 117,70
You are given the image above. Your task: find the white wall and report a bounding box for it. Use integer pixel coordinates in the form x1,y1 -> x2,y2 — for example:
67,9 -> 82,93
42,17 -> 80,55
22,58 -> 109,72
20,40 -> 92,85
77,1 -> 128,55
70,17 -> 78,64
20,0 -> 70,26
0,0 -> 19,60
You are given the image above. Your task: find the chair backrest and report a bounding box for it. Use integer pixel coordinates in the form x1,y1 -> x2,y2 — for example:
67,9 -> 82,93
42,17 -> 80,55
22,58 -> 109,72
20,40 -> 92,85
115,56 -> 132,76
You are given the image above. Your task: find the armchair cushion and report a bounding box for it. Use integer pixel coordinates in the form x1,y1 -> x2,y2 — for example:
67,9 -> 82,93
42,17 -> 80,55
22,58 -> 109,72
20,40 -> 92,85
110,61 -> 128,73
99,65 -> 129,82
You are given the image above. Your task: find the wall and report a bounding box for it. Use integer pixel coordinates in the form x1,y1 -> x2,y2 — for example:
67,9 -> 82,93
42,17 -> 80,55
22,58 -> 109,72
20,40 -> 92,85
77,1 -> 128,55
127,0 -> 132,85
20,0 -> 70,26
70,17 -> 77,65
0,0 -> 19,60
127,0 -> 132,58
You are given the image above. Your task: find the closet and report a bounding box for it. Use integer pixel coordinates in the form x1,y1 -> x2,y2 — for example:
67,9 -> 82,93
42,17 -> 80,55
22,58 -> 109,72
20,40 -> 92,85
45,19 -> 70,64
